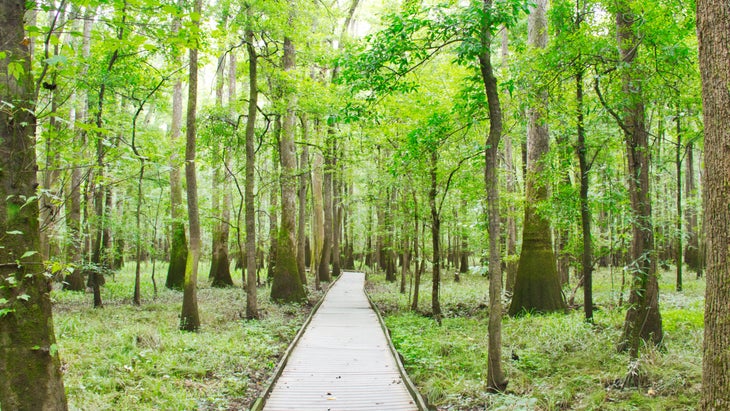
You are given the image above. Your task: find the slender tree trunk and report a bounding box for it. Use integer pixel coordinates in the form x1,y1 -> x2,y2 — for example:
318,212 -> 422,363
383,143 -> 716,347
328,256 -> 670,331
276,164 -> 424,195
312,151 -> 325,290
318,128 -> 334,282
697,0 -> 730,406
180,0 -> 203,331
410,191 -> 421,311
684,141 -> 701,276
0,1 -> 68,407
576,69 -> 594,322
244,20 -> 259,318
614,2 -> 663,381
270,29 -> 306,303
429,151 -> 441,322
267,127 -> 280,284
64,7 -> 93,290
479,0 -> 507,390
510,0 -> 566,315
675,108 -> 683,292
332,146 -> 343,278
297,116 -> 310,285
166,3 -> 187,290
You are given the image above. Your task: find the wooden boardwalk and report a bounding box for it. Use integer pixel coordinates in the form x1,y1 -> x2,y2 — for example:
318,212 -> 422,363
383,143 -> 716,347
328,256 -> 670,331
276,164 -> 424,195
261,271 -> 424,411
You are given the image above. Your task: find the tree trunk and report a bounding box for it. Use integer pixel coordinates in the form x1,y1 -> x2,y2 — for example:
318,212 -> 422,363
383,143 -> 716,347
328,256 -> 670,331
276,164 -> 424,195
675,108 -> 683,292
697,0 -> 730,406
576,69 -> 594,322
429,151 -> 442,322
509,0 -> 566,315
0,1 -> 68,407
270,31 -> 306,303
318,128 -> 334,282
478,0 -> 507,390
684,141 -> 701,276
411,191 -> 421,311
311,151 -> 325,290
267,127 -> 280,284
614,2 -> 663,379
332,144 -> 342,278
180,0 -> 203,331
297,116 -> 310,285
166,3 -> 188,291
64,8 -> 93,290
244,20 -> 259,318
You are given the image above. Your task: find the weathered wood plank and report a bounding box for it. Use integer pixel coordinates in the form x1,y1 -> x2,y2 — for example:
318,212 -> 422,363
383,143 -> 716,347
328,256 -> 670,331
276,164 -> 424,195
262,271 -> 422,411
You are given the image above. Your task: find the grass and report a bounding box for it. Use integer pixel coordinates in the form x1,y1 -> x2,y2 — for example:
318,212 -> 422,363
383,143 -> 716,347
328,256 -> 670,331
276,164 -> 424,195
366,265 -> 704,410
52,261 -> 325,410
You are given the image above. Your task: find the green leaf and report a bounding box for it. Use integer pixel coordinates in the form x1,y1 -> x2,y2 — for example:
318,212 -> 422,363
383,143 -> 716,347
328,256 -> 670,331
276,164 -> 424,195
6,230 -> 23,235
0,308 -> 14,317
45,54 -> 68,66
20,250 -> 38,259
50,343 -> 58,356
17,294 -> 30,301
0,298 -> 7,305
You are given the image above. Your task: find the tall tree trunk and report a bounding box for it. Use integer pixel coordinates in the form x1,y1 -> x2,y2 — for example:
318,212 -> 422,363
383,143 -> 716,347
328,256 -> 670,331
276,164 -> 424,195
615,4 -> 663,344
244,19 -> 259,318
697,0 -> 730,406
576,69 -> 594,322
675,107 -> 683,292
332,145 -> 343,278
0,1 -> 68,407
270,29 -> 306,303
509,0 -> 566,315
311,151 -> 325,290
684,141 -> 701,276
479,0 -> 507,390
318,128 -> 334,282
410,190 -> 421,311
64,7 -> 94,290
166,2 -> 187,290
267,125 -> 280,284
180,0 -> 203,331
297,115 -> 310,285
429,151 -> 442,322
614,2 -> 663,380
40,6 -> 67,261
209,51 -> 233,288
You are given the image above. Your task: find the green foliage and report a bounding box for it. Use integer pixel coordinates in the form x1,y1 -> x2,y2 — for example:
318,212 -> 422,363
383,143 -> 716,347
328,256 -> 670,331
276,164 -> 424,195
367,267 -> 703,409
53,262 -> 321,409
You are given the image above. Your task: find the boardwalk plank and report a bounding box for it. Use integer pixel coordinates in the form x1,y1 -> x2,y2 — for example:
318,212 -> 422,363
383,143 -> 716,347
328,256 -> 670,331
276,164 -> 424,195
262,271 -> 421,411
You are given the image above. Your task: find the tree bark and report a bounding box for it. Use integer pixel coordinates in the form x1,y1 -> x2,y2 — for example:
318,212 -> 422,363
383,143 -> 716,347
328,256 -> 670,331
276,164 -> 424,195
270,29 -> 306,303
684,141 -> 701,276
615,2 -> 663,363
180,0 -> 203,331
297,116 -> 310,285
479,0 -> 507,390
312,151 -> 325,290
509,0 -> 566,315
576,69 -> 594,322
0,1 -> 68,407
244,19 -> 259,318
166,2 -> 188,291
429,151 -> 441,322
318,128 -> 334,282
697,0 -> 730,406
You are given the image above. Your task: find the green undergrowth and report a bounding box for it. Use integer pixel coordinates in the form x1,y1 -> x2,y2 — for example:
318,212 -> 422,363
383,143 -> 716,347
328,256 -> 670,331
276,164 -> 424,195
52,261 -> 324,410
366,266 -> 703,410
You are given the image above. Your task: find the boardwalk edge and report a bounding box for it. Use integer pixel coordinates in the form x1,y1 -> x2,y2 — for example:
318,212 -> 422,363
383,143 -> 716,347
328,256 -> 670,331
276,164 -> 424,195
251,275 -> 341,411
365,280 -> 430,411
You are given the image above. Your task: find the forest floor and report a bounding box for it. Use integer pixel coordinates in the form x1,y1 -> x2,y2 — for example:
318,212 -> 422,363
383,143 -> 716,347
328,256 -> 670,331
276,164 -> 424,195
366,266 -> 703,411
52,262 -> 325,410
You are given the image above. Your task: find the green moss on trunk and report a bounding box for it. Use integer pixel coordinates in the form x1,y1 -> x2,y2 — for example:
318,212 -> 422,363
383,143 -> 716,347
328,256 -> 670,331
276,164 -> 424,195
509,209 -> 566,315
166,222 -> 188,290
271,229 -> 306,303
